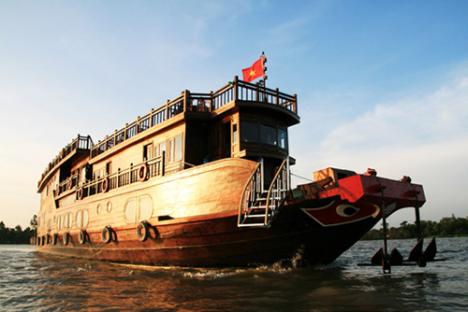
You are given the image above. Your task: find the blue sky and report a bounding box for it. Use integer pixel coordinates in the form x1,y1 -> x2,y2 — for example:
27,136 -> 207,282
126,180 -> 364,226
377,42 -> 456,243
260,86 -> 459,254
1,0 -> 467,227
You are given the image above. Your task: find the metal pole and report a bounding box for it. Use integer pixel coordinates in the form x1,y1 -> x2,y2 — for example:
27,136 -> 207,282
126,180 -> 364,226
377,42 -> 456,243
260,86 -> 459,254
381,190 -> 391,274
415,205 -> 426,267
415,206 -> 421,241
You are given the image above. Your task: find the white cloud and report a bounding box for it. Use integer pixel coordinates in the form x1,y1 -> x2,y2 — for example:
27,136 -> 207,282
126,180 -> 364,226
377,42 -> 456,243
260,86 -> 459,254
321,76 -> 468,153
307,74 -> 468,225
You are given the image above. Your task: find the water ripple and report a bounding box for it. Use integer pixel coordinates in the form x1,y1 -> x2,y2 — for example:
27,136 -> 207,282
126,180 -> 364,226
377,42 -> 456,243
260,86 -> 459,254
0,238 -> 467,311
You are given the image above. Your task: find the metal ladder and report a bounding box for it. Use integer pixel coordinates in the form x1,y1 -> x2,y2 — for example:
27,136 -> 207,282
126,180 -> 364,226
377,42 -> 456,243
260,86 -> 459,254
237,158 -> 290,227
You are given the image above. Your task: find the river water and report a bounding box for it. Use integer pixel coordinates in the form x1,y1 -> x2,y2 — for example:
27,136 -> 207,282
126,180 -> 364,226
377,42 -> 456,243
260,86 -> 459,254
0,237 -> 467,311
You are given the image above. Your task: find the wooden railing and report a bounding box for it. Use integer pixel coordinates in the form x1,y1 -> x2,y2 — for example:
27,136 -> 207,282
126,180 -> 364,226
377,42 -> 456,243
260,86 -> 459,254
90,77 -> 298,159
236,80 -> 297,112
264,158 -> 290,224
237,162 -> 263,226
56,173 -> 80,196
238,158 -> 291,227
78,155 -> 164,200
39,135 -> 93,188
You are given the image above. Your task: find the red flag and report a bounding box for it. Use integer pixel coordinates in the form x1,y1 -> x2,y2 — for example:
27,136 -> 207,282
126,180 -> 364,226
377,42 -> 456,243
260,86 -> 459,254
242,56 -> 266,82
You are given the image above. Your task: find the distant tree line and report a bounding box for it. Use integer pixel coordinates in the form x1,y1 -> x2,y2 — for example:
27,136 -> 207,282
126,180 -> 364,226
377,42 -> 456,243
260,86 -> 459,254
0,221 -> 34,244
362,215 -> 468,240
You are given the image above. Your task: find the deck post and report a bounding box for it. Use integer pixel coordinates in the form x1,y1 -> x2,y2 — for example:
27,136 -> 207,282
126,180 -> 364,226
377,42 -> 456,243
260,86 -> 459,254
183,90 -> 190,112
162,151 -> 166,176
256,83 -> 260,102
233,76 -> 239,101
150,108 -> 155,127
210,91 -> 214,110
166,100 -> 170,119
294,94 -> 298,113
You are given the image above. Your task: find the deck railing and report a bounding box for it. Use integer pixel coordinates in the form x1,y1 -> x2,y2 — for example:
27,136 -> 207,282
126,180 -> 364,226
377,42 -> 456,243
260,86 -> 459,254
39,135 -> 93,188
90,77 -> 297,159
56,173 -> 80,196
78,155 -> 164,200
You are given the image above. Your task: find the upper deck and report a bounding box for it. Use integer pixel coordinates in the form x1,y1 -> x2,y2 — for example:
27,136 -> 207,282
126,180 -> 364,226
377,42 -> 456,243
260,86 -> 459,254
37,135 -> 93,191
89,77 -> 298,159
37,77 -> 298,191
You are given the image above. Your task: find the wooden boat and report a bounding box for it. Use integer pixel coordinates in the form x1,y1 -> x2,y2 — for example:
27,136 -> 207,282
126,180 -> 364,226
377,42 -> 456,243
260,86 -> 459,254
34,77 -> 426,267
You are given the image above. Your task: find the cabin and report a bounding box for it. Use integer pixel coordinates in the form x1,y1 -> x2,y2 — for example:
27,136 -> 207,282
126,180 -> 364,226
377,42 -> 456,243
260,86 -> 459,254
36,76 -> 299,235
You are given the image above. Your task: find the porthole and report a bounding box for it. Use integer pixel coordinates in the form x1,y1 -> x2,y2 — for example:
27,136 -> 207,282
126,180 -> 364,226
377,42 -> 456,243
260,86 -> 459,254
106,201 -> 112,213
96,204 -> 102,215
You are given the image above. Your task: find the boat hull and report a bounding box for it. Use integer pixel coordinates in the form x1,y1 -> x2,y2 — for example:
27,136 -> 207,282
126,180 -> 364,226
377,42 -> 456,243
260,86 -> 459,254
38,205 -> 378,267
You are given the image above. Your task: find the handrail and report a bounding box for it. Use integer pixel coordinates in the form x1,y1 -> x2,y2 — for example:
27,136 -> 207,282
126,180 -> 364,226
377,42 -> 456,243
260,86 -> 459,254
56,173 -> 79,195
77,155 -> 164,200
237,162 -> 261,226
265,158 -> 289,224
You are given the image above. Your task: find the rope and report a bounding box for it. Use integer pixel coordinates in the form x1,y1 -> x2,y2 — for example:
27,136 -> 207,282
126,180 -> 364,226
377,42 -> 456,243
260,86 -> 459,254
290,172 -> 314,182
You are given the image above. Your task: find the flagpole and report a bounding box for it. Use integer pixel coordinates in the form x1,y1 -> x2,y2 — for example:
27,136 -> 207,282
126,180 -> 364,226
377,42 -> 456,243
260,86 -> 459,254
261,51 -> 267,88
261,51 -> 267,102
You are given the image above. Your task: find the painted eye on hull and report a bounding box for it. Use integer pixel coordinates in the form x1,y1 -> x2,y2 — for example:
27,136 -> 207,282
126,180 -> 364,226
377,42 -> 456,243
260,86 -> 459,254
336,204 -> 360,217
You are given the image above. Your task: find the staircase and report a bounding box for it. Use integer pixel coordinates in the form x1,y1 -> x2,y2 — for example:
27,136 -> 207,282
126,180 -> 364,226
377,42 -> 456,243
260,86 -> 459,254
237,158 -> 290,227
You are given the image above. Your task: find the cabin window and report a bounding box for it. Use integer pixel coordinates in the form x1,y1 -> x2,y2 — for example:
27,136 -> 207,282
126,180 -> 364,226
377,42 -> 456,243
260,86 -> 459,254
143,143 -> 154,161
278,128 -> 288,150
260,124 -> 277,146
241,121 -> 288,149
96,204 -> 102,215
158,142 -> 166,158
241,121 -> 258,142
232,123 -> 238,144
174,134 -> 182,161
81,167 -> 86,183
167,140 -> 173,162
106,162 -> 112,175
106,201 -> 112,213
